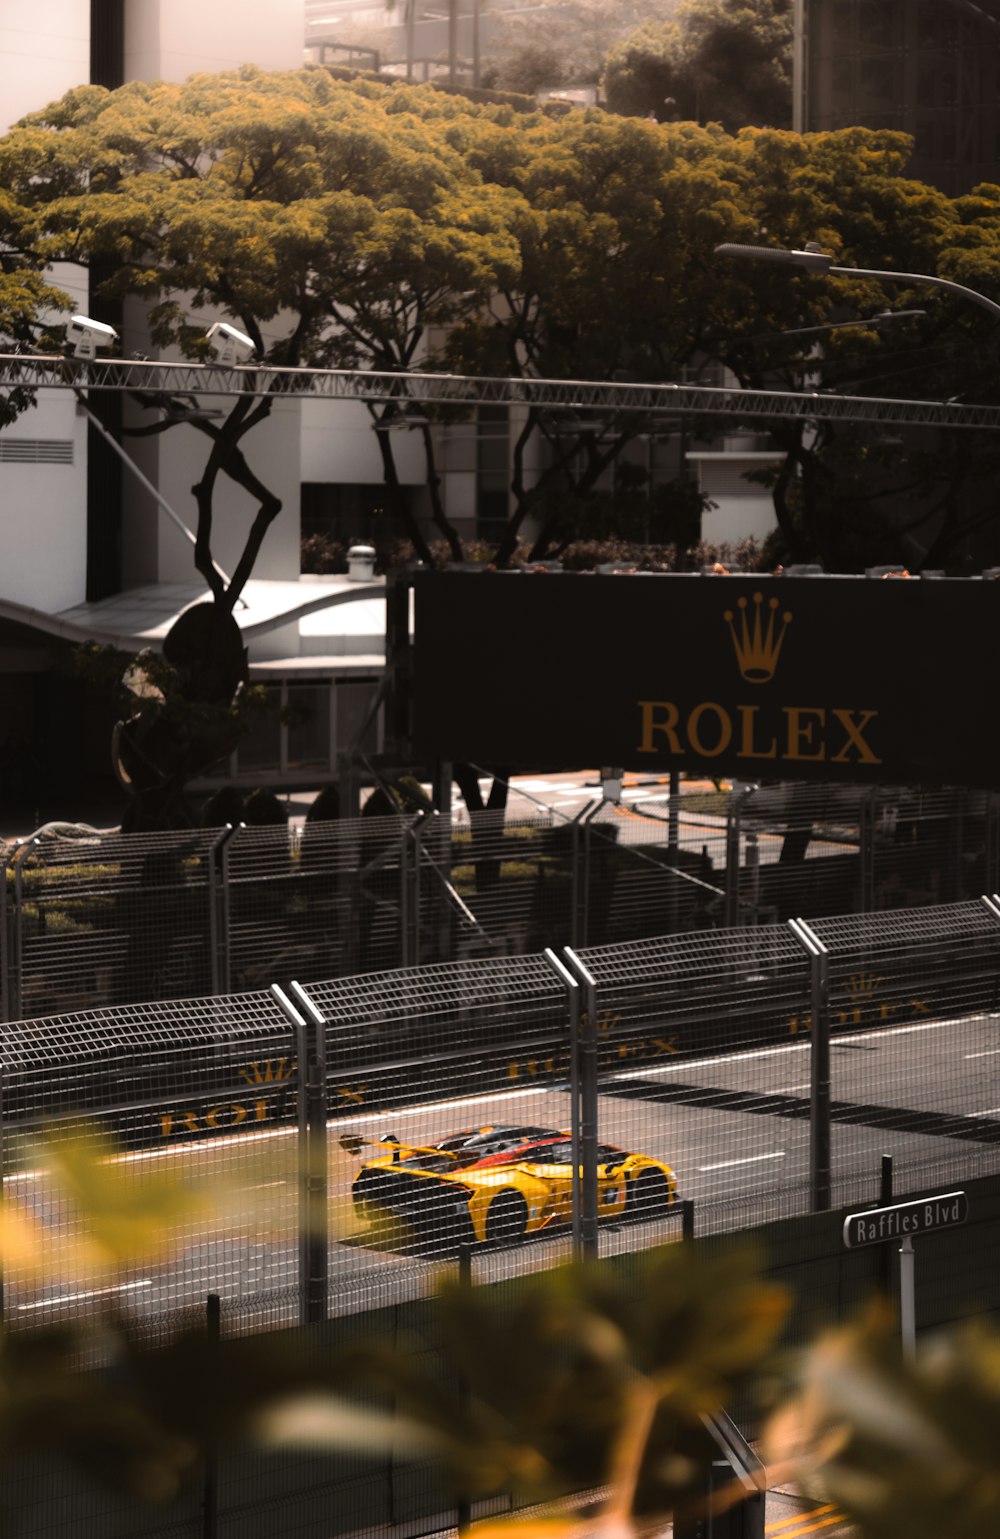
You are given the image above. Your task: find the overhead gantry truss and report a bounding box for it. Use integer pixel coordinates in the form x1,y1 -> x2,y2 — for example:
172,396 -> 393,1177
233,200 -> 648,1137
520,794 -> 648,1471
2,353 -> 1000,432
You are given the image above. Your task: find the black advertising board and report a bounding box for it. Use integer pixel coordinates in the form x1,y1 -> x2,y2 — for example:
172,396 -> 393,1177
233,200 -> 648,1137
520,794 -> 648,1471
843,1192 -> 967,1248
411,572 -> 999,787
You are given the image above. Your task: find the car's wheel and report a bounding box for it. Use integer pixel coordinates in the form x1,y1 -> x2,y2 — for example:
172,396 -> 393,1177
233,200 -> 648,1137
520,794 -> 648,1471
628,1168 -> 672,1218
485,1190 -> 528,1246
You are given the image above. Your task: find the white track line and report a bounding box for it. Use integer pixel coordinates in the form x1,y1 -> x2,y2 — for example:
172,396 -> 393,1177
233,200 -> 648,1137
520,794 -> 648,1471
698,1152 -> 786,1172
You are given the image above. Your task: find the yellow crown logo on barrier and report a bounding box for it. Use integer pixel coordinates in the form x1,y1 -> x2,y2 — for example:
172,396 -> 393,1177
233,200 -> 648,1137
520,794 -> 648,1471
724,592 -> 792,684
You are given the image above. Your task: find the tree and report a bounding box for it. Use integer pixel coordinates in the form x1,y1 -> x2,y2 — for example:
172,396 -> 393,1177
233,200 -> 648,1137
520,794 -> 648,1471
482,0 -> 675,92
8,1133 -> 1000,1539
0,188 -> 72,429
707,128 -> 1000,571
0,69 -> 522,824
443,108 -> 756,564
604,0 -> 793,131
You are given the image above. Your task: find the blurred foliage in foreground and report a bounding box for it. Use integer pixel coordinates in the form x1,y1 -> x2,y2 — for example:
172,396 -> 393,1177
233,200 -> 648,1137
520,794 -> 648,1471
0,1130 -> 997,1537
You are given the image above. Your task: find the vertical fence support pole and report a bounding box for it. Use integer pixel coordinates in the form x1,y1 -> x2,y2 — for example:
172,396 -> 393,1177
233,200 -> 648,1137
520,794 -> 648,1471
270,983 -> 329,1326
400,821 -> 412,970
899,1236 -> 916,1363
290,981 -> 329,1326
563,948 -> 600,1260
0,840 -> 21,1023
745,832 -> 760,927
203,1293 -> 221,1539
668,770 -> 681,933
208,824 -> 237,996
456,1242 -> 472,1533
859,789 -> 876,912
544,948 -> 583,1261
337,751 -> 361,821
9,840 -> 35,1026
879,1154 -> 894,1296
789,918 -> 832,1212
406,811 -> 437,971
0,1063 -> 5,1321
987,794 -> 1000,897
724,801 -> 742,929
570,821 -> 582,949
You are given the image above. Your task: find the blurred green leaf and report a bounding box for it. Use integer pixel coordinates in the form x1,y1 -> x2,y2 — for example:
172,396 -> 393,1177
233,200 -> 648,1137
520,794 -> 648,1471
767,1310 -> 1000,1539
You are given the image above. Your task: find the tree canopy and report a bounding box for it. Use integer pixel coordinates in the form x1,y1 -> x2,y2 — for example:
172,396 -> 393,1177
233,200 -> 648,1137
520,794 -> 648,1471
604,0 -> 793,130
5,69 -> 1000,588
0,189 -> 72,428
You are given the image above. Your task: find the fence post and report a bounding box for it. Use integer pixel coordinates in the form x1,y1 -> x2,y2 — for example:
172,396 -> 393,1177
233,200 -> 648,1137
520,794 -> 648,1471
543,948 -> 583,1261
563,947 -> 600,1260
878,1154 -> 894,1296
987,794 -> 1000,897
570,821 -> 584,948
788,917 -> 832,1212
744,832 -> 760,927
667,770 -> 681,934
0,840 -> 21,1023
456,1243 -> 472,1533
208,824 -> 238,996
405,811 -> 438,970
859,789 -> 876,912
399,819 -> 412,969
203,1293 -> 221,1539
9,840 -> 35,1024
290,981 -> 329,1326
724,798 -> 742,928
270,982 -> 329,1326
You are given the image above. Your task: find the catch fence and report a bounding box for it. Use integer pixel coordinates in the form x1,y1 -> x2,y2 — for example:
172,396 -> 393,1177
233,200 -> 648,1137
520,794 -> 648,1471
2,782 -> 996,1020
0,896 -> 998,1339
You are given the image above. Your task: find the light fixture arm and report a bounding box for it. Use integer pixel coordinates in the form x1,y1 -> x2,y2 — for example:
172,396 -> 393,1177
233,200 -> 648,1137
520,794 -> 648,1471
827,264 -> 1000,319
715,242 -> 1000,319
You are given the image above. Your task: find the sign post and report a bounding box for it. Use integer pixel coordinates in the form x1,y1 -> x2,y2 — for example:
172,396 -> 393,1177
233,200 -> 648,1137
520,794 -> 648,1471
843,1191 -> 967,1361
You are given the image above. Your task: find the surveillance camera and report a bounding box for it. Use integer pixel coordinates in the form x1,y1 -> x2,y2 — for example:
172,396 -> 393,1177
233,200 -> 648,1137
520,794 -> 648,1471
66,315 -> 119,359
204,322 -> 258,365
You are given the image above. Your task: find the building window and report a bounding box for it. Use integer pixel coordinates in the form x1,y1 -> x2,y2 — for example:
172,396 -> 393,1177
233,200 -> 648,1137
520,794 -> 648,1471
336,680 -> 381,757
238,685 -> 282,774
287,683 -> 332,769
477,405 -> 510,539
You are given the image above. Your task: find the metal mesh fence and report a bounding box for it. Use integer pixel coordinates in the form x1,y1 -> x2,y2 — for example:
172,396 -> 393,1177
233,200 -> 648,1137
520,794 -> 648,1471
1,893 -> 999,1341
575,923 -> 812,1215
809,902 -> 1000,1206
304,952 -> 575,1270
3,827 -> 225,1020
225,815 -> 413,993
0,989 -> 300,1328
3,785 -> 997,1021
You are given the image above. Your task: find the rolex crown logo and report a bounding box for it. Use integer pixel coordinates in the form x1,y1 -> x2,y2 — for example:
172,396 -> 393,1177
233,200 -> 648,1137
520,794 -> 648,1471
724,592 -> 792,684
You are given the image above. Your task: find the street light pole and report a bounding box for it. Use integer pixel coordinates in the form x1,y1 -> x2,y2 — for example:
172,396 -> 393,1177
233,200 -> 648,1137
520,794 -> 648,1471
714,240 -> 1000,320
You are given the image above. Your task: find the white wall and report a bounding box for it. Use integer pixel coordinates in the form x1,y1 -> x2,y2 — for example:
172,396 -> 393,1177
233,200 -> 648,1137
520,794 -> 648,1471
0,3 -> 91,613
701,494 -> 777,549
120,393 -> 303,586
0,395 -> 88,612
0,0 -> 89,130
301,398 -> 426,484
123,0 -> 305,82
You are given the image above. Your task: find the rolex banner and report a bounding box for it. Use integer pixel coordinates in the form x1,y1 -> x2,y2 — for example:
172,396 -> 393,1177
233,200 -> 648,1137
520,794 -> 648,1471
410,572 -> 998,787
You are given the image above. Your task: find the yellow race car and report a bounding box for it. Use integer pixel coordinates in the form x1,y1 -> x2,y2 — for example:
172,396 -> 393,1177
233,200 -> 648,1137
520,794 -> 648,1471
350,1123 -> 679,1247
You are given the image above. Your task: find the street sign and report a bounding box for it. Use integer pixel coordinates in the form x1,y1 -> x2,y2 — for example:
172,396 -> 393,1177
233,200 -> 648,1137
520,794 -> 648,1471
843,1191 -> 967,1249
